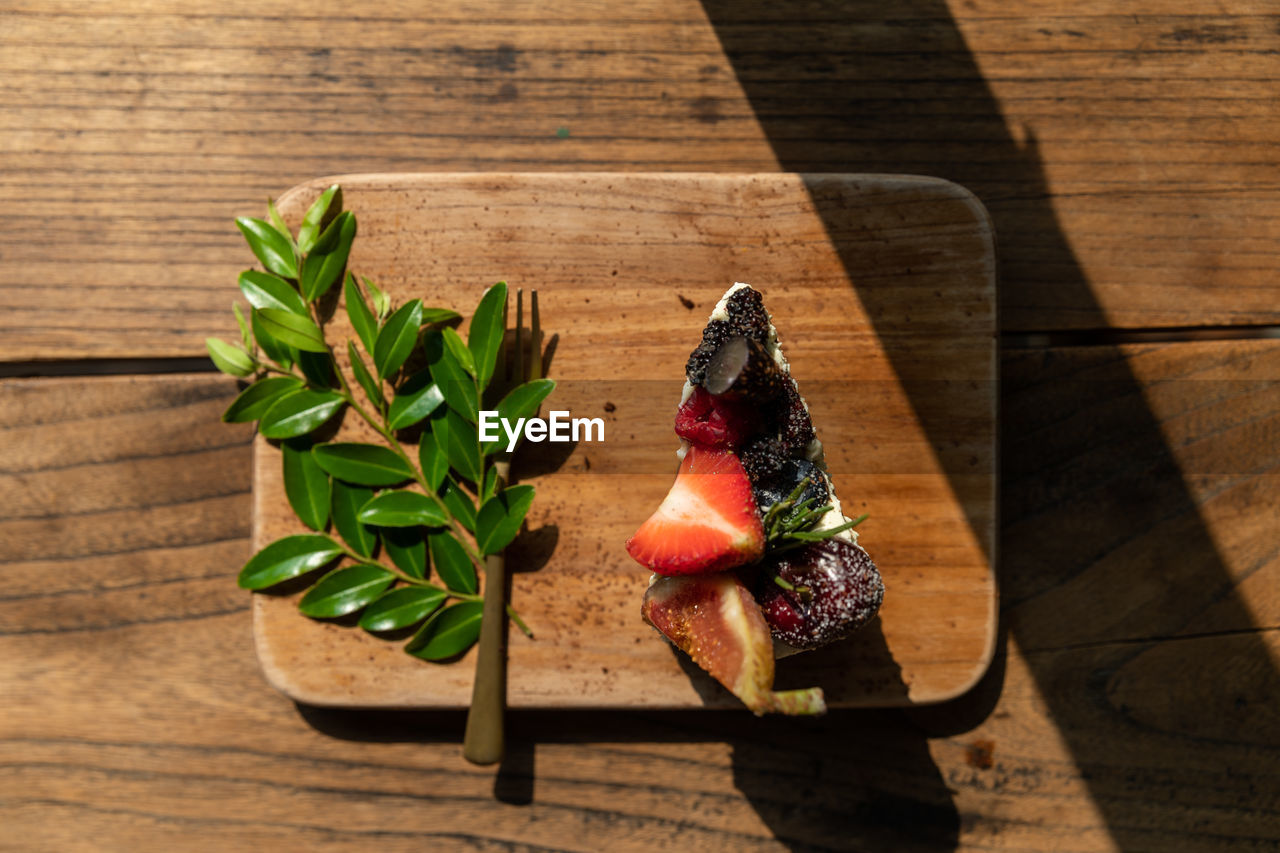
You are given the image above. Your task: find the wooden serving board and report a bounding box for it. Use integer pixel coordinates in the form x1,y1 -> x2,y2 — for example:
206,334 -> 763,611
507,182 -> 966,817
252,173 -> 997,709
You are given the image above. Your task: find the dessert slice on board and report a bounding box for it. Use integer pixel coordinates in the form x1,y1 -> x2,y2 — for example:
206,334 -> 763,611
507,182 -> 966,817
628,283 -> 884,714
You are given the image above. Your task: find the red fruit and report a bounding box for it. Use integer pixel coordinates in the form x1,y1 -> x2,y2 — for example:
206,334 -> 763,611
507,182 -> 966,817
674,386 -> 755,449
625,445 -> 765,575
642,572 -> 826,715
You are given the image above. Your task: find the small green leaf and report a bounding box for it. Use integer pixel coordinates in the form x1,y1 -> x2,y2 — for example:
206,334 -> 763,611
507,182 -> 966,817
206,337 -> 255,378
298,564 -> 394,618
405,601 -> 483,660
382,527 -> 427,578
476,484 -> 535,555
223,376 -> 304,423
428,531 -> 477,594
298,350 -> 333,387
312,442 -> 414,486
483,378 -> 556,453
481,464 -> 499,502
237,533 -> 342,590
424,331 -> 479,417
258,389 -> 345,439
387,371 -> 444,430
233,302 -> 253,350
435,407 -> 482,484
418,431 -> 450,491
365,276 -> 391,319
267,197 -> 291,243
331,481 -> 377,557
344,272 -> 378,355
239,270 -> 308,317
357,490 -> 449,528
374,299 -> 424,379
347,341 -> 384,409
498,378 -> 555,423
421,307 -> 462,326
300,210 -> 356,302
298,184 -> 342,254
251,308 -> 295,369
283,438 -> 331,531
257,308 -> 327,353
443,480 -> 477,533
441,326 -> 477,379
236,216 -> 298,279
359,585 -> 447,632
467,281 -> 507,389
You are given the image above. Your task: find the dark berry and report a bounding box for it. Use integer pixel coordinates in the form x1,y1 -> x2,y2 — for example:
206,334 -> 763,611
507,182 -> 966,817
674,386 -> 756,449
685,319 -> 731,385
703,335 -> 785,402
724,287 -> 770,343
779,381 -> 815,454
752,458 -> 829,518
738,434 -> 785,484
755,539 -> 883,649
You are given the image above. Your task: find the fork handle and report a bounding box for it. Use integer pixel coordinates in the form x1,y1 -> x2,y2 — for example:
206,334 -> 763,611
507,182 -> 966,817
463,462 -> 511,765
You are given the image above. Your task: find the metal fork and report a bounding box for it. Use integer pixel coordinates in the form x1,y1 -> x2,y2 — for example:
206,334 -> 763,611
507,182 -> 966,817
463,288 -> 540,766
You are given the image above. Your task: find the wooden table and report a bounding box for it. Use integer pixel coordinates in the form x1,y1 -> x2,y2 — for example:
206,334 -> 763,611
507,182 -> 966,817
3,2 -> 1277,850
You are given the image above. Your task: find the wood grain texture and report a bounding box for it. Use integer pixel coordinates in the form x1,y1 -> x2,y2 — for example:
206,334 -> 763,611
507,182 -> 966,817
3,0 -> 1279,361
983,338 -> 1280,851
4,0 -> 1279,848
3,339 -> 1277,850
250,172 -> 997,709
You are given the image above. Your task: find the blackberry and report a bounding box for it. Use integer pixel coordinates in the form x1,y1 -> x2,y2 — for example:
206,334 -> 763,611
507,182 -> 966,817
779,381 -> 815,454
685,319 -> 731,386
724,287 -> 770,343
738,434 -> 785,484
752,458 -> 829,518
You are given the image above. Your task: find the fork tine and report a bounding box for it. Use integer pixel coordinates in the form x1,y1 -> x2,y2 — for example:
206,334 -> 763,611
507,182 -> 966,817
530,290 -> 541,381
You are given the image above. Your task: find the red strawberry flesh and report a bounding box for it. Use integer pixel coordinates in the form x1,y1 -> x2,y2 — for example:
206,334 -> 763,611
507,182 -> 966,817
625,445 -> 764,575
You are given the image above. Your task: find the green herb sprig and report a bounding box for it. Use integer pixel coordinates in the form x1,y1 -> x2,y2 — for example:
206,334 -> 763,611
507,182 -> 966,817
209,185 -> 554,661
763,476 -> 866,557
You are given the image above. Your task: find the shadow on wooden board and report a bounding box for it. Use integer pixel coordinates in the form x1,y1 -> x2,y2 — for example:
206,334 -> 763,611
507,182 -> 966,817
700,0 -> 1280,849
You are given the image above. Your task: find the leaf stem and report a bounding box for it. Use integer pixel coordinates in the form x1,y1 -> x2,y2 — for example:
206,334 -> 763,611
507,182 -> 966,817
332,541 -> 486,603
259,363 -> 305,383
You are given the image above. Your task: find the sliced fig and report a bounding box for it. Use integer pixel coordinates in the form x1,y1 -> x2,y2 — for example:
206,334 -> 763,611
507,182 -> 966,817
756,539 -> 884,649
703,335 -> 785,402
641,572 -> 826,715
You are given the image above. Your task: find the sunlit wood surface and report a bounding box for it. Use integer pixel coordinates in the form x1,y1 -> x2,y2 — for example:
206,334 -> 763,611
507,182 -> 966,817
2,1 -> 1277,850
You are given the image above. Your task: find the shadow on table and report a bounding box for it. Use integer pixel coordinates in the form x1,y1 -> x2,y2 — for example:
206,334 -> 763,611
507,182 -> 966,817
302,703 -> 959,851
696,0 -> 1280,849
299,618 -> 960,848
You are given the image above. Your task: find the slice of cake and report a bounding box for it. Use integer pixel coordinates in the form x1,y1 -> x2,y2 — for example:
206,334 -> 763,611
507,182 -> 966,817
626,283 -> 884,715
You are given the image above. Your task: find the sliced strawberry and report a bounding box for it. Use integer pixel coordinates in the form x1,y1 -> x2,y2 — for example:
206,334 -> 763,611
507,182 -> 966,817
625,445 -> 764,575
674,386 -> 756,449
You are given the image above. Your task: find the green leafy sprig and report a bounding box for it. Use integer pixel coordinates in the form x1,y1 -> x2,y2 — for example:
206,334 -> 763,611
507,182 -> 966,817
209,185 -> 554,661
762,476 -> 867,557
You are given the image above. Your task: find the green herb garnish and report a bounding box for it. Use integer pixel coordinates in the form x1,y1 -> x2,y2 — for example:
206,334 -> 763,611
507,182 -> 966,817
763,476 -> 866,556
209,185 -> 554,660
